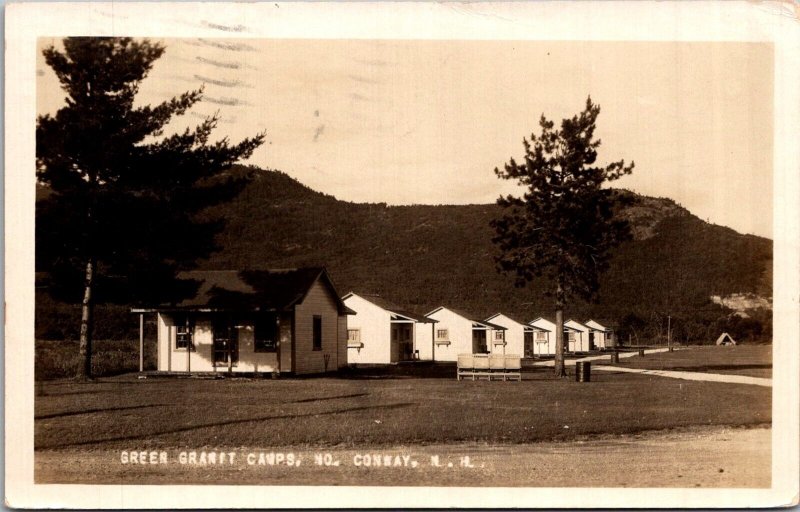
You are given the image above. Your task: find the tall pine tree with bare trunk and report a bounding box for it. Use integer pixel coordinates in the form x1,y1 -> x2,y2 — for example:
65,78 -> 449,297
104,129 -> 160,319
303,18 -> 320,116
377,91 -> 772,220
36,38 -> 265,380
491,97 -> 634,377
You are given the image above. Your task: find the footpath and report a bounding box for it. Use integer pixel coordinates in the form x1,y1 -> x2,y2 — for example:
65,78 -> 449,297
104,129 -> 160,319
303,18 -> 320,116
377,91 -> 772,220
533,348 -> 772,387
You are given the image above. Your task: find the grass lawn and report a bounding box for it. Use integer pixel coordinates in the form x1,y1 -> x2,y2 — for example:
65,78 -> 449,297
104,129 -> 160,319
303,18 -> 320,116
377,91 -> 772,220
615,345 -> 772,378
35,365 -> 770,451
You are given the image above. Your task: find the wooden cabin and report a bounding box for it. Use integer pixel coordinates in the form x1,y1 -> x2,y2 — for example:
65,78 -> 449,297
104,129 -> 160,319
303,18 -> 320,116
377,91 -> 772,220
132,268 -> 353,376
483,313 -> 533,357
528,317 -> 559,356
425,306 -> 506,361
584,319 -> 614,349
564,319 -> 592,352
342,292 -> 436,364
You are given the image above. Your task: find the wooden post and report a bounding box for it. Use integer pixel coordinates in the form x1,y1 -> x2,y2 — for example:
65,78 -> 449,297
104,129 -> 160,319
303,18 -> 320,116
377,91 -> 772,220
228,321 -> 233,374
276,315 -> 281,375
139,313 -> 144,372
167,325 -> 172,372
186,319 -> 191,373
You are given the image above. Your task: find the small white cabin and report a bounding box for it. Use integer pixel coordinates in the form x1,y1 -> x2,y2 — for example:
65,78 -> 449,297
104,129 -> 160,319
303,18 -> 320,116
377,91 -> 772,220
564,319 -> 592,353
528,317 -> 560,356
484,313 -> 532,357
425,306 -> 506,362
132,268 -> 353,376
585,319 -> 613,349
342,292 -> 436,364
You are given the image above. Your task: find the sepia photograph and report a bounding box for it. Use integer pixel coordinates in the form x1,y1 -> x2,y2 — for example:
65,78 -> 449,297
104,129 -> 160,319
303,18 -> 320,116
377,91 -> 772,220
6,1 -> 799,508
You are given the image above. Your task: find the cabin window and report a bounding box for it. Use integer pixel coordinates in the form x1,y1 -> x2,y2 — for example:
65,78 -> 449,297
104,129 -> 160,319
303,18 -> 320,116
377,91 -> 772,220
536,331 -> 547,341
347,329 -> 361,344
254,315 -> 278,353
436,329 -> 449,341
494,330 -> 505,341
312,316 -> 322,351
568,331 -> 576,342
174,315 -> 194,350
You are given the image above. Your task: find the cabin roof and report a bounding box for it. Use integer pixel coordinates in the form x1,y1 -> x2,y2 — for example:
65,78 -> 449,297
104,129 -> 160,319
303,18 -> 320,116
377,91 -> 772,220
132,268 -> 354,314
585,319 -> 615,331
565,318 -> 591,329
484,312 -> 529,326
427,306 -> 506,330
343,292 -> 435,323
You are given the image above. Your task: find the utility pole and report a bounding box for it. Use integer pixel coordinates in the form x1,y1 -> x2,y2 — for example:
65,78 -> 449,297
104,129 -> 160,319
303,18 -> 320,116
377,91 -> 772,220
667,315 -> 672,351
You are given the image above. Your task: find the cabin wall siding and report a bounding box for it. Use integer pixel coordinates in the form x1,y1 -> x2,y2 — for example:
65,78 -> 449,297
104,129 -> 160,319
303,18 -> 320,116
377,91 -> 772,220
415,322 -> 434,361
486,314 -> 525,357
529,318 -> 558,355
337,315 -> 348,368
343,295 -> 393,364
293,279 -> 343,374
425,308 -> 474,362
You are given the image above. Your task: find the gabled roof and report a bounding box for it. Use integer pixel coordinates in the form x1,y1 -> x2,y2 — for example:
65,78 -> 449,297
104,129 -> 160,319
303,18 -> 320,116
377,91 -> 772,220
343,292 -> 435,323
585,319 -> 613,332
427,306 -> 506,330
485,312 -> 533,331
133,268 -> 354,314
565,319 -> 591,330
529,317 -> 582,332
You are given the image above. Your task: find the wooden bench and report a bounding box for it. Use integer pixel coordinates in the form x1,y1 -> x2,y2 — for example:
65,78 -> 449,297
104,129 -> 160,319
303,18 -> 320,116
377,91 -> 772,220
457,353 -> 522,381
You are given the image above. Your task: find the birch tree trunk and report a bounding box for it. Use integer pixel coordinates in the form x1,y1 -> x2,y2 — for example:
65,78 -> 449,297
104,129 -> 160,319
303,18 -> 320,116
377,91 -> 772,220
77,258 -> 95,380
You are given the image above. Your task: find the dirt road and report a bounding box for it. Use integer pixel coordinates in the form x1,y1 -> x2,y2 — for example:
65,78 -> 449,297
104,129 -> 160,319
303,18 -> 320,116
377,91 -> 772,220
36,424 -> 770,487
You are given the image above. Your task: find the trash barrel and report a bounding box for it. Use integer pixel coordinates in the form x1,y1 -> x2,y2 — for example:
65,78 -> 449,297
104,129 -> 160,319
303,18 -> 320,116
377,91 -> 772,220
638,349 -> 645,357
610,351 -> 619,363
576,361 -> 591,382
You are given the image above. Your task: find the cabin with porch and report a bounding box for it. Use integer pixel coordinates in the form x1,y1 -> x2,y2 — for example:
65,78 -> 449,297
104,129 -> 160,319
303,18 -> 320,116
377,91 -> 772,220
528,317 -> 558,356
584,319 -> 614,349
425,306 -> 506,362
341,292 -> 436,364
483,313 -> 532,357
564,319 -> 592,352
132,268 -> 353,376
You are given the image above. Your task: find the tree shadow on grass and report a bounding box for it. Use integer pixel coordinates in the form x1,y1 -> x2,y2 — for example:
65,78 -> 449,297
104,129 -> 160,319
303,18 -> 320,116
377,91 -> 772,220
37,402 -> 414,450
335,364 -> 457,380
291,393 -> 369,403
35,403 -> 171,421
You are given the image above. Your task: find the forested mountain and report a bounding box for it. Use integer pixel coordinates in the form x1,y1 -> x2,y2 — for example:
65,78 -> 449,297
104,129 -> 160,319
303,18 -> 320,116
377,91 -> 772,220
201,167 -> 772,342
36,166 -> 773,343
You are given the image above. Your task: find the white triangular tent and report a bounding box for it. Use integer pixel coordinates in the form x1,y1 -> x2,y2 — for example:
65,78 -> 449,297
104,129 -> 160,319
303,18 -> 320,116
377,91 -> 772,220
715,332 -> 737,346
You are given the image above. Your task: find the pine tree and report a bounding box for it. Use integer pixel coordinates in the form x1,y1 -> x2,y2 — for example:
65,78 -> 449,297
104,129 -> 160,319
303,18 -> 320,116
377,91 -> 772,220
491,97 -> 634,377
36,37 -> 265,379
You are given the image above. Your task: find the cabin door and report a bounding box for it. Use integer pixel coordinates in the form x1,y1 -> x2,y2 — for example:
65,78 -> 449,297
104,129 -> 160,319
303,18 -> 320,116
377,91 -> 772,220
213,317 -> 239,368
472,329 -> 487,354
524,332 -> 534,358
588,332 -> 595,351
390,323 -> 413,362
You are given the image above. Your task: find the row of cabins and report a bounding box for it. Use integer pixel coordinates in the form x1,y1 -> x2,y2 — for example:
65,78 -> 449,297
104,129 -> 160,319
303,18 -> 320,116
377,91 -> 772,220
138,268 -> 614,375
344,293 -> 614,365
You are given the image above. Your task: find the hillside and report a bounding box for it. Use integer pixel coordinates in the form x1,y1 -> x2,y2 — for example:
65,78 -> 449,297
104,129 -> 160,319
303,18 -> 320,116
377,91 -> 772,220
35,166 -> 772,343
198,167 -> 773,340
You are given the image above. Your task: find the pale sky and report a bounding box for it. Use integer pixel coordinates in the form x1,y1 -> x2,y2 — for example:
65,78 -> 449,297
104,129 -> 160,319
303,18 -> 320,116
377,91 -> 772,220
37,39 -> 773,239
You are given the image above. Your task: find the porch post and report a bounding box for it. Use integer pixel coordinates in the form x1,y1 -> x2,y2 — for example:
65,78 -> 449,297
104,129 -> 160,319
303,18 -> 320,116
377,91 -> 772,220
431,323 -> 435,361
187,319 -> 191,373
167,325 -> 172,372
139,313 -> 144,372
